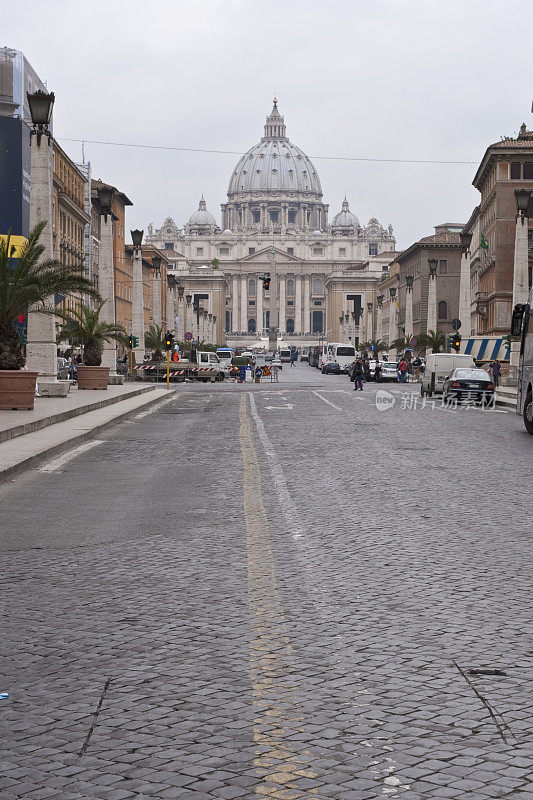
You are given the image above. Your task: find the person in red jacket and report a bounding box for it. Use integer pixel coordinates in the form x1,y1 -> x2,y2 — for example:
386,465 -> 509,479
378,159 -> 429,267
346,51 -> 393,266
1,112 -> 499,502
397,358 -> 408,383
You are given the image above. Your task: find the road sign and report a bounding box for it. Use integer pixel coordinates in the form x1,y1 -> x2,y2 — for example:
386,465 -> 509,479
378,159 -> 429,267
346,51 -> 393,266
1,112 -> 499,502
184,331 -> 193,341
452,318 -> 461,331
263,365 -> 271,376
410,337 -> 417,346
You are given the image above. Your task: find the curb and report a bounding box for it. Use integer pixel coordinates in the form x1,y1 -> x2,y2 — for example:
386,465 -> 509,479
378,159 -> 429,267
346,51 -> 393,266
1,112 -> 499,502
0,389 -> 175,481
0,385 -> 156,445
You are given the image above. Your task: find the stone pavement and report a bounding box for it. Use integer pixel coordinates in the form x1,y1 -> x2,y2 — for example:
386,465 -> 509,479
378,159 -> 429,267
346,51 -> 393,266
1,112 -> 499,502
0,366 -> 531,799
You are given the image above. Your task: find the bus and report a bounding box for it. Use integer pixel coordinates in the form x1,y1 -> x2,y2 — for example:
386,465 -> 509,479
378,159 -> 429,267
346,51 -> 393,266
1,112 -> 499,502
216,347 -> 234,368
511,289 -> 533,434
323,342 -> 356,374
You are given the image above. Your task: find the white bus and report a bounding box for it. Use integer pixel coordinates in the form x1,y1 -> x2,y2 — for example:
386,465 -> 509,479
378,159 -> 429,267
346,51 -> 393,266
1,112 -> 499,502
511,290 -> 533,434
323,343 -> 356,373
216,347 -> 234,367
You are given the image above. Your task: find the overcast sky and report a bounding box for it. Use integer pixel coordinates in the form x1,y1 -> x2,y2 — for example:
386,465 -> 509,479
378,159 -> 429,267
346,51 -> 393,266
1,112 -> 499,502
4,0 -> 533,249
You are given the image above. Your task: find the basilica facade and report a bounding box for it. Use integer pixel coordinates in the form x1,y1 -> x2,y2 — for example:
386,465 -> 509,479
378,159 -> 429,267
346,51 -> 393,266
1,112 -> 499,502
146,100 -> 396,345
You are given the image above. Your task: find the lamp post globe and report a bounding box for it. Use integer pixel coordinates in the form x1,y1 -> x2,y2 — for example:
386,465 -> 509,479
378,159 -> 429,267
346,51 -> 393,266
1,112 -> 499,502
131,229 -> 143,249
515,188 -> 531,215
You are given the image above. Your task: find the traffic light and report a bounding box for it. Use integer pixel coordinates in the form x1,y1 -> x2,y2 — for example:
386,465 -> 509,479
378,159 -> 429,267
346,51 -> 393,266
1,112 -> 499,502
132,335 -> 139,348
165,332 -> 175,350
128,334 -> 133,348
263,277 -> 271,290
450,333 -> 461,352
128,335 -> 140,348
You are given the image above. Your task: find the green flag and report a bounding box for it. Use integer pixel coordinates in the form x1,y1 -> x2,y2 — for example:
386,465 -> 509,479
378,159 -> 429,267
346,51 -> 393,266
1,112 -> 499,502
480,234 -> 489,250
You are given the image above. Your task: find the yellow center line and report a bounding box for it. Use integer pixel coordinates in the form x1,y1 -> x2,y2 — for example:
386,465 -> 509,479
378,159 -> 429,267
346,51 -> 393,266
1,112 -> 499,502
239,394 -> 321,800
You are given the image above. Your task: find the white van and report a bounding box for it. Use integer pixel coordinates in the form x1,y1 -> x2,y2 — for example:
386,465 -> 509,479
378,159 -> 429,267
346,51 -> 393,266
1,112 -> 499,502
324,343 -> 356,373
421,353 -> 476,395
279,349 -> 292,363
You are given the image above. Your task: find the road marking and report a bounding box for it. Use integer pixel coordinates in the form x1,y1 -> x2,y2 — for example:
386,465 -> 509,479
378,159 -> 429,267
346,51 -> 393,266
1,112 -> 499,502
239,395 -> 319,798
264,404 -> 293,410
133,394 -> 175,419
40,440 -> 104,472
312,391 -> 343,411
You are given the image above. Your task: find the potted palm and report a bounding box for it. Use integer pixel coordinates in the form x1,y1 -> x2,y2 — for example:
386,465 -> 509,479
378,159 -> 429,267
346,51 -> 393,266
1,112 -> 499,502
0,223 -> 98,410
57,302 -> 126,389
144,324 -> 166,360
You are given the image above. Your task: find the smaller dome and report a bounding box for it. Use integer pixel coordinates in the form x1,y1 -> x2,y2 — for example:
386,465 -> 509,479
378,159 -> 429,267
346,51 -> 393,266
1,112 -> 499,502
189,196 -> 216,226
312,229 -> 323,235
332,197 -> 359,228
222,229 -> 232,234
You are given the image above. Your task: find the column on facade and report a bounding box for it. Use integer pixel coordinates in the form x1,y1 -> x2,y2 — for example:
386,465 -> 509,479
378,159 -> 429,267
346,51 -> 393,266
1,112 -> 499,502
152,269 -> 162,328
389,288 -> 399,347
279,275 -> 286,333
426,273 -> 437,354
376,297 -> 383,343
367,303 -> 374,342
26,134 -> 68,394
295,275 -> 303,333
131,247 -> 145,364
256,275 -> 263,335
240,275 -> 247,332
99,216 -> 120,378
166,282 -> 175,333
231,275 -> 239,332
303,276 -> 311,333
176,293 -> 185,342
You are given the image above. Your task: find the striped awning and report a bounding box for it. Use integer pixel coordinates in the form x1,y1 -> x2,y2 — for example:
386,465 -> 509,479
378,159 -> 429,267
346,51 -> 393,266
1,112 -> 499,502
460,337 -> 509,361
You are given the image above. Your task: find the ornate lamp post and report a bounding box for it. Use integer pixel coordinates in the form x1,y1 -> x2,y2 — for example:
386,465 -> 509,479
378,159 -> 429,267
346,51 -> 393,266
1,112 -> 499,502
511,189 -> 531,367
151,255 -> 162,328
389,286 -> 398,347
404,274 -> 414,340
426,258 -> 438,352
458,234 -> 472,340
376,294 -> 384,343
25,90 -> 69,394
130,229 -> 145,366
94,183 -> 122,382
366,301 -> 374,342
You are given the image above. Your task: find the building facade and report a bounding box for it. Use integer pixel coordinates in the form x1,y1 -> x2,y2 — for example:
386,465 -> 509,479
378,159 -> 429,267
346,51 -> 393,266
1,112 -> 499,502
471,123 -> 533,335
146,100 -> 396,346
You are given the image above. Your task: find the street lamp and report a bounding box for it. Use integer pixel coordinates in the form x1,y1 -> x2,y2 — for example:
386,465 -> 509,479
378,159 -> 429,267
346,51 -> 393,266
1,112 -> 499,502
27,89 -> 55,144
97,184 -> 115,222
389,287 -> 396,299
177,285 -> 184,300
367,302 -> 373,312
459,233 -> 471,254
186,294 -> 192,305
515,188 -> 531,216
377,294 -> 384,306
428,258 -> 438,277
131,229 -> 143,250
405,275 -> 414,291
151,255 -> 162,276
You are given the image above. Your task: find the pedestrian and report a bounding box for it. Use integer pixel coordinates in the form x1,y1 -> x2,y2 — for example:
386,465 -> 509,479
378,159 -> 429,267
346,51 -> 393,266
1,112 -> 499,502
412,356 -> 422,380
353,358 -> 364,391
290,352 -> 296,366
374,361 -> 382,383
272,364 -> 279,382
397,357 -> 408,383
491,360 -> 501,388
363,358 -> 371,382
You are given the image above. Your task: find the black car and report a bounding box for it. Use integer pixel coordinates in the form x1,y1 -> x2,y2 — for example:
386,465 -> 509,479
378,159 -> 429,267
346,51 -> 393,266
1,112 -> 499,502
443,368 -> 495,404
323,361 -> 341,375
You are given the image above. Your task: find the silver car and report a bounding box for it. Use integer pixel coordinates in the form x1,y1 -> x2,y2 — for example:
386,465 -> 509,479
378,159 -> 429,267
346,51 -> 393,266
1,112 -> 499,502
379,362 -> 398,382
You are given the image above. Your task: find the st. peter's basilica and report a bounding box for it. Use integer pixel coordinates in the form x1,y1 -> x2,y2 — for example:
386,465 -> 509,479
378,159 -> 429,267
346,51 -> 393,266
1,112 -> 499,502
146,100 -> 397,346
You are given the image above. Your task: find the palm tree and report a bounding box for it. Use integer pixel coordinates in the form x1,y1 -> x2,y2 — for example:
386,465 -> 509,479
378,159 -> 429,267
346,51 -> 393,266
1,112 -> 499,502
418,329 -> 445,353
359,338 -> 388,360
145,324 -> 166,360
390,333 -> 414,360
0,222 -> 99,370
56,302 -> 126,365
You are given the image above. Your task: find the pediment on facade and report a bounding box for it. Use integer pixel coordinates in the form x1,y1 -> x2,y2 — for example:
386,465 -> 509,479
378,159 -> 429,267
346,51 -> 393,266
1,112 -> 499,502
238,246 -> 303,263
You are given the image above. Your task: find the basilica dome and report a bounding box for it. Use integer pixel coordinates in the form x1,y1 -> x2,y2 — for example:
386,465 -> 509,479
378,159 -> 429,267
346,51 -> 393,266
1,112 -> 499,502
227,100 -> 322,199
188,197 -> 216,226
331,197 -> 359,228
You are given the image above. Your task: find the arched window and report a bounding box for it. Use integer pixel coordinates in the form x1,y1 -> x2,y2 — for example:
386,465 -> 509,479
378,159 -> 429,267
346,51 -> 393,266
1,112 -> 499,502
249,278 -> 256,295
313,277 -> 323,294
252,209 -> 260,223
248,318 -> 256,333
438,300 -> 448,320
287,278 -> 294,295
286,318 -> 295,333
288,208 -> 296,223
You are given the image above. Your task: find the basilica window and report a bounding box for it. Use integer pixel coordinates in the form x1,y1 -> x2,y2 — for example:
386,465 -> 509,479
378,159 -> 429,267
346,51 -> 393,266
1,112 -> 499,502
368,243 -> 378,256
313,277 -> 323,294
219,247 -> 229,254
313,247 -> 323,255
339,248 -> 346,256
165,243 -> 174,250
287,247 -> 294,255
286,318 -> 295,333
287,279 -> 294,295
249,279 -> 256,295
252,209 -> 260,223
270,210 -> 279,223
288,209 -> 296,224
249,247 -> 255,254
196,247 -> 204,255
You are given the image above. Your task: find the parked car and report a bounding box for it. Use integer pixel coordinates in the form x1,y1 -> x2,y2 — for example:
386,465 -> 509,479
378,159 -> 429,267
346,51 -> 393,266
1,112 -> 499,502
300,353 -> 309,362
443,368 -> 495,404
379,362 -> 399,382
264,352 -> 273,362
421,353 -> 476,395
323,361 -> 341,375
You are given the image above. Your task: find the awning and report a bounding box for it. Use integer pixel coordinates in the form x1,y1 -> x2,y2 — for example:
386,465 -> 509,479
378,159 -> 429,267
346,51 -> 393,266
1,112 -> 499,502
460,337 -> 509,361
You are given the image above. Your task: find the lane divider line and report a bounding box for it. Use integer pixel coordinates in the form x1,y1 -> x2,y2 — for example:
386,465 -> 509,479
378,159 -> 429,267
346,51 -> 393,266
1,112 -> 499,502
312,391 -> 344,411
39,440 -> 104,473
133,393 -> 175,419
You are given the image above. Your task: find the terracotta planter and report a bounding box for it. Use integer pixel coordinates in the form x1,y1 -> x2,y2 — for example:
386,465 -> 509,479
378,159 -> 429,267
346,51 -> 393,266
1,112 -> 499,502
0,370 -> 38,410
77,365 -> 110,390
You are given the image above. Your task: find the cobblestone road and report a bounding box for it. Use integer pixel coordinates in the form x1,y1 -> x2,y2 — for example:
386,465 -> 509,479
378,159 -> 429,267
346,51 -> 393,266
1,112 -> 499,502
1,364 -> 532,799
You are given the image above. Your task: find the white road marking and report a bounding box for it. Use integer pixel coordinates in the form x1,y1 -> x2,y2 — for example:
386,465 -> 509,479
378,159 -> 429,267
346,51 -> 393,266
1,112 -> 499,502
264,404 -> 293,410
40,440 -> 104,473
134,394 -> 175,419
312,391 -> 343,411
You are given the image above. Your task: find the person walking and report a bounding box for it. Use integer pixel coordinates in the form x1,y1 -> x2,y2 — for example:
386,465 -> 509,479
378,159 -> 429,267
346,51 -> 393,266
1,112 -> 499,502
412,355 -> 422,379
374,361 -> 382,383
397,357 -> 408,383
290,351 -> 296,367
353,358 -> 364,391
491,360 -> 501,388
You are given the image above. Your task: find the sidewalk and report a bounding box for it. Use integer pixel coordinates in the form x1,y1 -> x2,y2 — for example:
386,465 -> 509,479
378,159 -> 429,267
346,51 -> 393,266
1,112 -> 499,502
0,384 -> 174,478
